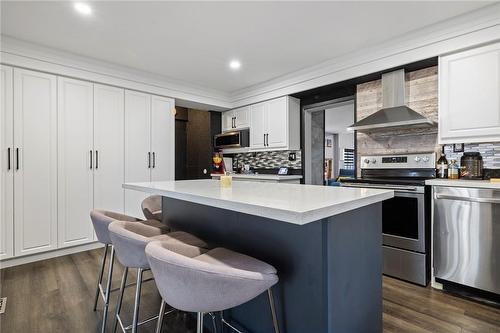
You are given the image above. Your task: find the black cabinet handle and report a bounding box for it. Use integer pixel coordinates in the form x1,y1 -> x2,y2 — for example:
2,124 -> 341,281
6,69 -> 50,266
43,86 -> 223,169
152,152 -> 156,168
7,148 -> 11,170
148,152 -> 151,168
16,148 -> 19,170
95,150 -> 99,169
90,150 -> 93,169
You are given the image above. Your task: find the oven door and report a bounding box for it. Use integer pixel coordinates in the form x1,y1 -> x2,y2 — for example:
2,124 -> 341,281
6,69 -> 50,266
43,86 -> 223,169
382,190 -> 425,253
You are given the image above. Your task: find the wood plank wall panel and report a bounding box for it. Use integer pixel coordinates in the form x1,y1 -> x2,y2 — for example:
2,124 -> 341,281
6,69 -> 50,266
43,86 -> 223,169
356,66 -> 439,176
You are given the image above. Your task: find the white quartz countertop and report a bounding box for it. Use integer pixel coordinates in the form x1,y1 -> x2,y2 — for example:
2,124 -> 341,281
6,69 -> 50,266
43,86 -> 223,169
210,173 -> 303,180
425,179 -> 500,189
123,180 -> 393,225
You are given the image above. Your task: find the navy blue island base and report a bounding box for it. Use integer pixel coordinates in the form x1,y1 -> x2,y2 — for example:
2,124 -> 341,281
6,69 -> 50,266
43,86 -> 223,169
162,197 -> 383,333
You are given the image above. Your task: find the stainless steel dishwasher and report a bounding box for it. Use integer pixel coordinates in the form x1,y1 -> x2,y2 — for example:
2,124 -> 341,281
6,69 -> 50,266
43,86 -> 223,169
433,186 -> 500,294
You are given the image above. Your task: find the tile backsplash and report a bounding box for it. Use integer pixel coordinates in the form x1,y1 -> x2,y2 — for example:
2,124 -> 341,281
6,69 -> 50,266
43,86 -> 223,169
444,142 -> 500,169
230,150 -> 302,169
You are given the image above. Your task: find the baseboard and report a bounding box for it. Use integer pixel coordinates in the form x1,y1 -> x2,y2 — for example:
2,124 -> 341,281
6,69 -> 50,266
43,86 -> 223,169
0,242 -> 104,269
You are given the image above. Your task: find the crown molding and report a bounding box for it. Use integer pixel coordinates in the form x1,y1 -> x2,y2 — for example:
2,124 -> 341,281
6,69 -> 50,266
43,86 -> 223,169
0,36 -> 232,110
229,3 -> 500,108
2,3 -> 500,111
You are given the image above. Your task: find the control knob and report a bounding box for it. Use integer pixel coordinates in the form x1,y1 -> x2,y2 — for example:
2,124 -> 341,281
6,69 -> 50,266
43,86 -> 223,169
422,156 -> 429,162
364,158 -> 370,164
371,159 -> 377,164
414,156 -> 421,162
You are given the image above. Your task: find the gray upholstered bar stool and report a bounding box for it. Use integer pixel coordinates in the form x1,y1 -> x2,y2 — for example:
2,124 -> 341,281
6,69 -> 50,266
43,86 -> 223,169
146,241 -> 281,333
90,210 -> 165,333
141,195 -> 162,221
108,221 -> 209,333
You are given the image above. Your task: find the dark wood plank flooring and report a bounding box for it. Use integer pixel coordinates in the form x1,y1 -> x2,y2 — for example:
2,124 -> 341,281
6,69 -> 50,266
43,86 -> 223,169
1,249 -> 499,333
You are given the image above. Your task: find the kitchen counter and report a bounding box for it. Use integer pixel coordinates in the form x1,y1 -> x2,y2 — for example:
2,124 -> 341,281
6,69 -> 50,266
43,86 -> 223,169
426,178 -> 500,189
123,179 -> 392,333
210,173 -> 303,181
123,179 -> 393,225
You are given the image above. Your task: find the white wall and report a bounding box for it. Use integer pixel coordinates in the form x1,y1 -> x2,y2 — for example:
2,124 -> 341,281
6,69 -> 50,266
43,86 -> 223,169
325,101 -> 354,169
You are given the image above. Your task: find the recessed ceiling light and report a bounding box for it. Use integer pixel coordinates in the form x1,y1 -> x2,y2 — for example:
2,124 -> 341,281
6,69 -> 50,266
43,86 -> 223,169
229,60 -> 241,70
74,2 -> 92,16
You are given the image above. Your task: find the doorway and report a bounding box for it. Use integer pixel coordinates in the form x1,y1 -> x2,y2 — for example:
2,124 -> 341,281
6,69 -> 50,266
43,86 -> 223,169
303,97 -> 355,185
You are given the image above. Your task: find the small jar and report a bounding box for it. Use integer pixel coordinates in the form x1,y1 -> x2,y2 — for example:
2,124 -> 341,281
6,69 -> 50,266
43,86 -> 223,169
448,160 -> 459,179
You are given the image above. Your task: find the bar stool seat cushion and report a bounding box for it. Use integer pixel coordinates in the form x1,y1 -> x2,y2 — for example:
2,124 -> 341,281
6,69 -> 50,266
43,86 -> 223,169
109,222 -> 209,269
146,243 -> 279,313
90,210 -> 142,245
151,231 -> 209,258
195,247 -> 277,275
142,195 -> 162,221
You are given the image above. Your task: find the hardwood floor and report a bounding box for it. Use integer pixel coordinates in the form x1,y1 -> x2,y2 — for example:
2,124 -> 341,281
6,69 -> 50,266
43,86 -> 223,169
1,249 -> 500,333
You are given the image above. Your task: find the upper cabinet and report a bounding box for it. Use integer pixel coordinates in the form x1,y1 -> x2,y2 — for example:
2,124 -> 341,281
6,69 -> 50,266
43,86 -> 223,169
250,96 -> 300,151
222,106 -> 250,131
439,42 -> 500,144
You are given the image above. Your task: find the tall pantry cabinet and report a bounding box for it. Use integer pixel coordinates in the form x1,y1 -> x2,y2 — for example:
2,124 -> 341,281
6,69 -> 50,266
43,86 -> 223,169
0,65 -> 175,261
57,78 -> 125,248
124,91 -> 175,218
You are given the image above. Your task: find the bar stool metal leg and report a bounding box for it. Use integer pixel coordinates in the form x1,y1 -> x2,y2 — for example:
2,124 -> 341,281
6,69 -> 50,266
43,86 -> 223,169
101,246 -> 115,333
155,299 -> 166,333
113,267 -> 129,333
197,312 -> 204,333
132,268 -> 144,333
93,244 -> 109,311
267,288 -> 280,333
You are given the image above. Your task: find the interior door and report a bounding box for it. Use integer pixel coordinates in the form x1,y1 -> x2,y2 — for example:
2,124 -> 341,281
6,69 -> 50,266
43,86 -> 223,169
14,68 -> 58,256
151,95 -> 175,182
250,102 -> 266,148
94,84 -> 125,215
0,65 -> 14,260
124,90 -> 151,218
267,97 -> 288,148
57,77 -> 94,248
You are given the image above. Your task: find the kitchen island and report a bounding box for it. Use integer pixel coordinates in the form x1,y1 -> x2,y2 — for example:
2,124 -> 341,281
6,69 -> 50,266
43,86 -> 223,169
123,180 -> 393,333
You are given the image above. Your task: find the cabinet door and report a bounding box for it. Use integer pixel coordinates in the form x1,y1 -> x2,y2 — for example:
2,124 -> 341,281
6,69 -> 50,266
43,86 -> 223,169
222,110 -> 234,131
267,97 -> 288,148
94,84 -> 125,215
57,77 -> 94,248
124,90 -> 151,218
14,68 -> 58,256
439,42 -> 500,143
234,107 -> 249,129
250,102 -> 267,148
0,65 -> 14,260
151,95 -> 175,182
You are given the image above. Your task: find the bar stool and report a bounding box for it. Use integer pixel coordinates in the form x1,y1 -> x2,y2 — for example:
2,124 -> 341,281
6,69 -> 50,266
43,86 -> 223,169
90,210 -> 166,333
145,241 -> 281,333
141,195 -> 162,221
108,221 -> 209,333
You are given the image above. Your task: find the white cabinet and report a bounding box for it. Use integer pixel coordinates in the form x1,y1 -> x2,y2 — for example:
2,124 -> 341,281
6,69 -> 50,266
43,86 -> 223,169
93,84 -> 125,214
250,96 -> 300,151
57,77 -> 94,248
439,42 -> 500,144
222,106 -> 249,131
13,68 -> 58,256
57,79 -> 125,248
125,90 -> 175,218
1,65 -> 14,260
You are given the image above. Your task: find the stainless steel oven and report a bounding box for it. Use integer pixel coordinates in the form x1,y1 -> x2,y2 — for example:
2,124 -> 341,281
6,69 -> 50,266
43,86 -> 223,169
341,153 -> 435,286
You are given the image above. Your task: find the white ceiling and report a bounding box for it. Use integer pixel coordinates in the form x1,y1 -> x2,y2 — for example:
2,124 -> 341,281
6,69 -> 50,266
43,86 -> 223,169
1,1 -> 492,93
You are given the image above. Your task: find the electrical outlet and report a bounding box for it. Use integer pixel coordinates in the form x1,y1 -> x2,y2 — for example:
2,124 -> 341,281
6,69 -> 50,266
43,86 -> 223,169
288,152 -> 296,161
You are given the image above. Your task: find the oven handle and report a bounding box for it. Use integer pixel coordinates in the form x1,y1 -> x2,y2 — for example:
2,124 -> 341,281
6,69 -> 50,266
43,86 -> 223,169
342,183 -> 420,192
435,194 -> 500,204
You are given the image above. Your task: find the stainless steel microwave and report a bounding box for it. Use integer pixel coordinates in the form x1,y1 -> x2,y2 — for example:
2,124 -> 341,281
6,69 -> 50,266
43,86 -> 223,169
214,129 -> 250,149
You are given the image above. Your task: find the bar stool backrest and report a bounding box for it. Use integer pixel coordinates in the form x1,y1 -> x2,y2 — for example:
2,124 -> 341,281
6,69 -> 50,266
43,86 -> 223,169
90,209 -> 141,244
141,195 -> 162,221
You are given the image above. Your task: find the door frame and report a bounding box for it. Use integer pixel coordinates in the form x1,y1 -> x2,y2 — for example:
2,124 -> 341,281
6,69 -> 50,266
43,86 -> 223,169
302,96 -> 354,185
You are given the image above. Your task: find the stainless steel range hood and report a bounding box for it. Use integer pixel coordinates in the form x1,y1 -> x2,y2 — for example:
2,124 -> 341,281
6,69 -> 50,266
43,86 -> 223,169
347,69 -> 435,132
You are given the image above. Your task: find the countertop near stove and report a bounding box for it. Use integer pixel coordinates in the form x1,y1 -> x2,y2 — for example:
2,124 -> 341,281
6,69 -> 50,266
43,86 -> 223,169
123,179 -> 393,225
426,179 -> 500,189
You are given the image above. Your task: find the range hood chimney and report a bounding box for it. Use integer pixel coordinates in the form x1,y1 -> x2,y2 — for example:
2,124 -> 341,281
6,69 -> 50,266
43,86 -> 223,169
347,69 -> 435,132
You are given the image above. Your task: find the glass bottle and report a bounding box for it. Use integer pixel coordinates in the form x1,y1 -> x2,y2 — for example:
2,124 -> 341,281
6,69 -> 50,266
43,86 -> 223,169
436,150 -> 448,179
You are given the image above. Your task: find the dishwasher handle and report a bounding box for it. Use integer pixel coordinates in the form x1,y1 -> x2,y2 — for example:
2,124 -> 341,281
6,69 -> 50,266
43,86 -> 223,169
435,193 -> 500,204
